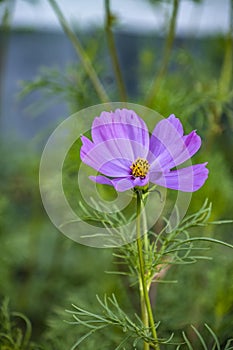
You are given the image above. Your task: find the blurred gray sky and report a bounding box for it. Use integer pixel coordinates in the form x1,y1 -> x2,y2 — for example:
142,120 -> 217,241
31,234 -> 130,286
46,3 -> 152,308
11,0 -> 231,36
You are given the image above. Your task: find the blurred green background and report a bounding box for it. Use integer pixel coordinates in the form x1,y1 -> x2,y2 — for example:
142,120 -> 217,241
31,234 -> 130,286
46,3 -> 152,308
0,0 -> 233,349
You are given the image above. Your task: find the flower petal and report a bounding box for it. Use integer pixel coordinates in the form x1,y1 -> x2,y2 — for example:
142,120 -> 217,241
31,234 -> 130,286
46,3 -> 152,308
91,109 -> 149,150
90,174 -> 149,192
150,130 -> 202,171
174,130 -> 201,165
81,138 -> 148,177
167,114 -> 184,135
114,178 -> 135,192
89,175 -> 115,186
114,176 -> 149,191
148,115 -> 184,161
80,135 -> 94,159
150,163 -> 209,192
149,113 -> 203,172
90,175 -> 134,192
132,175 -> 149,188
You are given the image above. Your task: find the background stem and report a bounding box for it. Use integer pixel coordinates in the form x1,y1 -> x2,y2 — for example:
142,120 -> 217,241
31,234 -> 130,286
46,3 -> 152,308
145,0 -> 179,107
48,0 -> 110,103
218,0 -> 233,100
0,0 -> 16,110
104,0 -> 127,101
206,2 -> 233,143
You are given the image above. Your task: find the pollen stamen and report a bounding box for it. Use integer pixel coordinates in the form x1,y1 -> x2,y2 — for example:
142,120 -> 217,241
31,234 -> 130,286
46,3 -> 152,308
130,158 -> 150,179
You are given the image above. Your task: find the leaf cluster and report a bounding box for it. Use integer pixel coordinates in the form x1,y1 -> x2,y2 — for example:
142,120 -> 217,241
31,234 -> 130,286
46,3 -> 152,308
68,294 -> 233,350
112,199 -> 232,286
0,299 -> 42,350
68,294 -> 173,349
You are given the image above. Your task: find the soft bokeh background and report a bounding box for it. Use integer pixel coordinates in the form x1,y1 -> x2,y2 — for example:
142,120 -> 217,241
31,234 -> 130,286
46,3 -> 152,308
0,0 -> 233,349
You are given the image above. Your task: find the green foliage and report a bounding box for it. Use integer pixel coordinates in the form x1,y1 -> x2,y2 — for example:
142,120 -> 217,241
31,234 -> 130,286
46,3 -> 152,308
178,324 -> 233,350
66,297 -> 233,349
111,199 -> 232,285
18,29 -> 110,113
18,63 -> 100,115
0,299 -> 41,350
59,199 -> 232,349
68,294 -> 172,349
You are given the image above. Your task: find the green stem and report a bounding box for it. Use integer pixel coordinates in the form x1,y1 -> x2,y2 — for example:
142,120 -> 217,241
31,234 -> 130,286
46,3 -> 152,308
206,1 -> 233,136
139,279 -> 149,350
0,0 -> 16,107
218,0 -> 233,103
145,0 -> 180,107
136,191 -> 160,350
104,0 -> 127,101
47,0 -> 110,103
206,15 -> 233,147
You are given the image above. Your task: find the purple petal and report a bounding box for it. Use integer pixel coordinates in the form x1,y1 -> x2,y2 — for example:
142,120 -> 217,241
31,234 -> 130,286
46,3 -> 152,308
177,130 -> 201,164
89,175 -> 117,186
115,175 -> 149,191
150,130 -> 202,171
114,178 -> 135,192
81,138 -> 148,177
89,175 -> 116,187
90,174 -> 149,192
149,113 -> 203,172
167,114 -> 184,135
91,109 -> 149,150
80,135 -> 94,159
150,163 -> 209,192
132,175 -> 149,188
148,115 -> 184,161
90,175 -> 134,192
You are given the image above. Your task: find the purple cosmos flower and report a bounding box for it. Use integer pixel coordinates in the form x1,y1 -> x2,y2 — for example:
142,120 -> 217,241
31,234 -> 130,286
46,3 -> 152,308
80,109 -> 208,192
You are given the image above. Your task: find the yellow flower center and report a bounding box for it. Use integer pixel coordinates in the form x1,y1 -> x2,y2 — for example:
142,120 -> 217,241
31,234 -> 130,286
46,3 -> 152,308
130,158 -> 150,179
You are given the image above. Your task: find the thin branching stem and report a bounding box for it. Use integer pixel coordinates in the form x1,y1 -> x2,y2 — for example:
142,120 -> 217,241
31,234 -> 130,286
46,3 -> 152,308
145,0 -> 180,107
104,0 -> 127,101
171,237 -> 233,250
47,0 -> 110,103
218,0 -> 233,104
136,191 -> 160,350
206,0 -> 233,140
